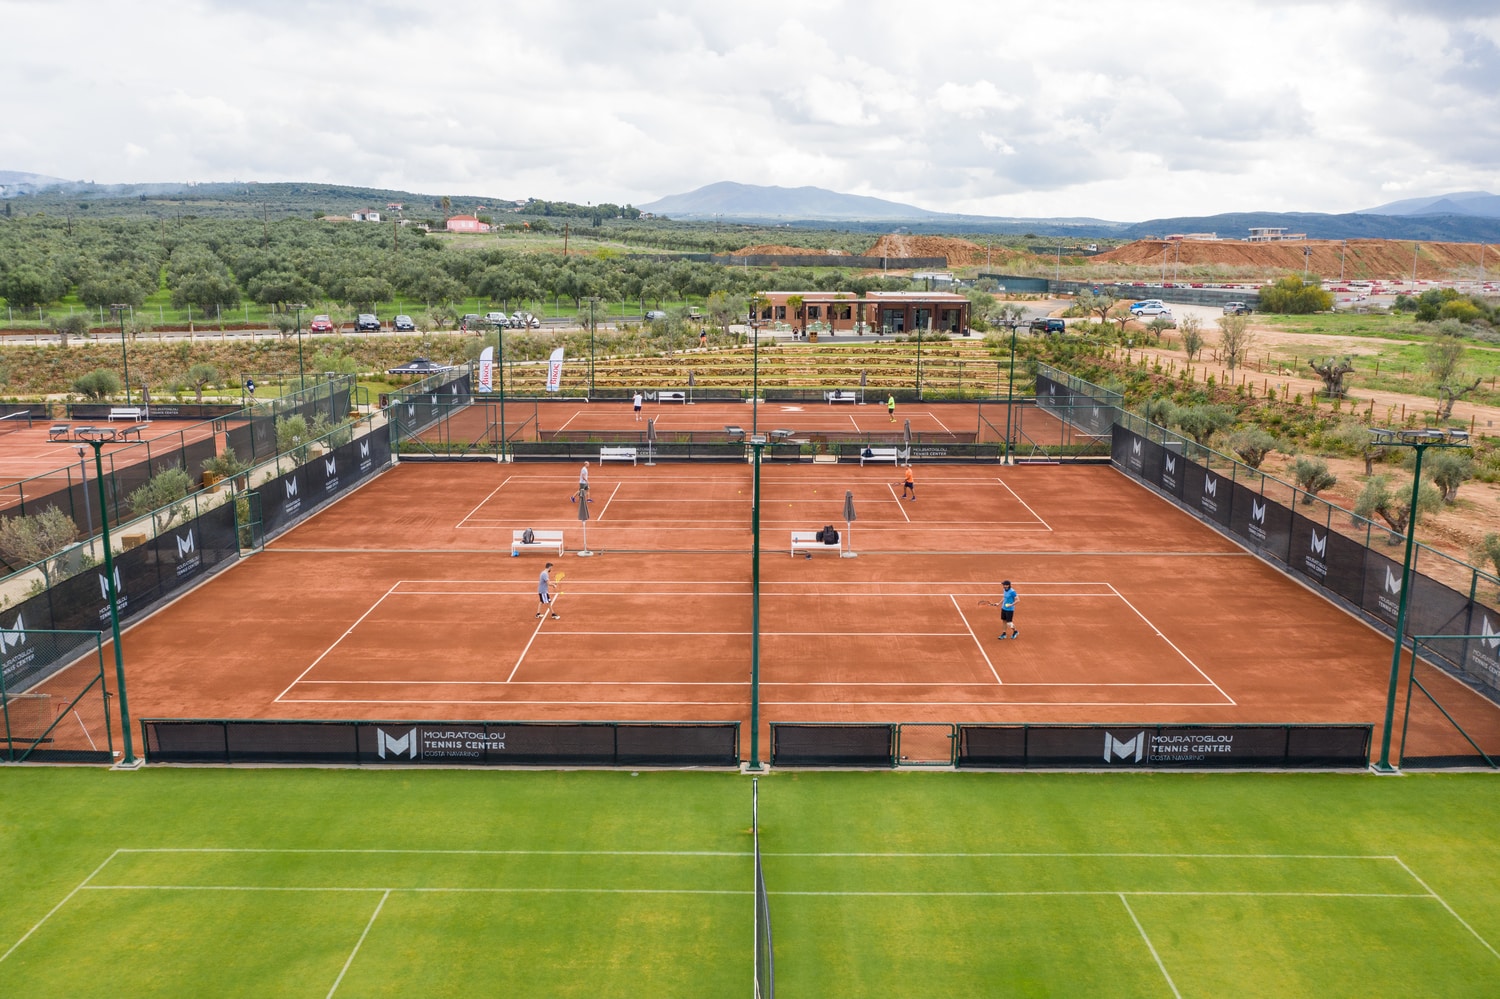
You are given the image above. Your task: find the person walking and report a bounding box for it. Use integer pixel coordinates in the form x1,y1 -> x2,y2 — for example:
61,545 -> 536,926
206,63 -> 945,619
997,580 -> 1019,640
536,562 -> 561,619
633,391 -> 643,422
571,463 -> 591,503
901,465 -> 915,501
887,394 -> 896,422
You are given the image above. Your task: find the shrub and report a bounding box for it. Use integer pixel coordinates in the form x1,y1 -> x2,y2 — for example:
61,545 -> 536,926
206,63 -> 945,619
1290,457 -> 1336,504
1227,428 -> 1276,469
72,368 -> 122,400
1354,474 -> 1440,539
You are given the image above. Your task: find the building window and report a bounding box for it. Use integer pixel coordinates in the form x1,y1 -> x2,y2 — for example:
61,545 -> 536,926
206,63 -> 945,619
808,306 -> 821,320
775,306 -> 786,320
837,306 -> 852,320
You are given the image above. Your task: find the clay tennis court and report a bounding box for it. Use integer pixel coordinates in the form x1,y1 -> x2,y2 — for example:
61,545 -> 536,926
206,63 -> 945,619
96,458 -> 1500,761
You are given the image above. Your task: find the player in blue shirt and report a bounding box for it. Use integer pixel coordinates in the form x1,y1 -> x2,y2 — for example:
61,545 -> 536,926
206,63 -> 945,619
997,580 -> 1018,640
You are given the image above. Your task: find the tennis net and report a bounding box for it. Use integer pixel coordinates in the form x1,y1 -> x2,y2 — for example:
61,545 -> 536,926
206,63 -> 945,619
0,410 -> 33,435
753,777 -> 775,999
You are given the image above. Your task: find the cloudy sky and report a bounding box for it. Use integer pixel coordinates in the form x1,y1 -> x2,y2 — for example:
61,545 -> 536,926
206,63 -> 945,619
4,0 -> 1498,220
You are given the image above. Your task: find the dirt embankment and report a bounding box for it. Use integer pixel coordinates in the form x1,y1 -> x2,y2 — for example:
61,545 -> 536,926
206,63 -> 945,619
865,234 -> 1024,267
1095,238 -> 1493,281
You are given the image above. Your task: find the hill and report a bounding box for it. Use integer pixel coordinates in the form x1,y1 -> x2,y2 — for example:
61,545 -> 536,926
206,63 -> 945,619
1094,237 -> 1493,280
1362,191 -> 1500,218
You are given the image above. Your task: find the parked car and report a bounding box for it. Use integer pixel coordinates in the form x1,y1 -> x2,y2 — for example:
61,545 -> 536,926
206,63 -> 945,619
460,314 -> 481,329
1222,301 -> 1251,315
645,310 -> 668,321
308,314 -> 335,333
485,312 -> 508,327
393,314 -> 416,331
510,312 -> 540,328
1030,318 -> 1066,334
356,313 -> 381,331
1129,300 -> 1170,316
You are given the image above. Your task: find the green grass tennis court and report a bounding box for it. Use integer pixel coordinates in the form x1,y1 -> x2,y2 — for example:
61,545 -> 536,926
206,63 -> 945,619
2,769 -> 1497,996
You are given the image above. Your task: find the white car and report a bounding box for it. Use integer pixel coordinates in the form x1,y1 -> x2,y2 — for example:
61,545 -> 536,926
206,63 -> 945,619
1130,300 -> 1170,316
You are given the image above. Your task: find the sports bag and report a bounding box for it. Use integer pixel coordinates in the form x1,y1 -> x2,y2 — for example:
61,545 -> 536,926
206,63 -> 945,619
521,528 -> 535,544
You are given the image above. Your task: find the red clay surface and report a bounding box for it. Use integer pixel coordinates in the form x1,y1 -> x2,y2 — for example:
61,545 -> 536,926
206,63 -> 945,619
93,460 -> 1500,763
0,419 -> 232,506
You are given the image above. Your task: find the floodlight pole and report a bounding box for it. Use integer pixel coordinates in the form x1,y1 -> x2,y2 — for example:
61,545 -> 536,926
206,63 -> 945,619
292,304 -> 307,392
587,297 -> 597,398
750,314 -> 761,441
1003,322 -> 1019,465
1372,429 -> 1469,772
83,435 -> 137,767
748,437 -> 765,772
497,322 -> 507,461
110,305 -> 131,406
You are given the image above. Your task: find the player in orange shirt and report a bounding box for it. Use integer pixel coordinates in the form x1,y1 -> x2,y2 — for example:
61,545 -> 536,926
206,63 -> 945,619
901,465 -> 915,501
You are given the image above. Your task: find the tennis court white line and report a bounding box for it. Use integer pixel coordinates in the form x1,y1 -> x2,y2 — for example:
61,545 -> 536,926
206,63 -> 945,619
286,680 -> 1219,688
281,698 -> 751,706
596,482 -> 622,520
1107,583 -> 1235,706
274,584 -> 400,703
1120,894 -> 1182,999
0,850 -> 120,965
506,606 -> 554,683
771,889 -> 1431,899
951,594 -> 1002,685
83,885 -> 750,896
930,413 -> 953,434
456,479 -> 511,530
885,482 -> 911,522
1392,855 -> 1500,960
118,848 -> 751,856
327,890 -> 388,998
995,476 -> 1052,532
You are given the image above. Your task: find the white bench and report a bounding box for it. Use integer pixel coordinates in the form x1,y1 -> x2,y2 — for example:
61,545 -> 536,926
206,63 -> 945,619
657,391 -> 686,403
599,446 -> 638,464
108,407 -> 143,422
859,446 -> 901,465
824,390 -> 857,404
512,529 -> 565,556
791,530 -> 839,556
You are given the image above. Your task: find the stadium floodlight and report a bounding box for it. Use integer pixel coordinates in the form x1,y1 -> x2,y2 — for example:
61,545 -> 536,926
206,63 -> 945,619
76,430 -> 138,768
1368,426 -> 1471,773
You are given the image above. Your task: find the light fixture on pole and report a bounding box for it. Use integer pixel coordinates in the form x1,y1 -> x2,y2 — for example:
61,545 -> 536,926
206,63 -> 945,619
291,303 -> 308,391
77,430 -> 138,768
1369,427 -> 1471,773
109,305 -> 131,406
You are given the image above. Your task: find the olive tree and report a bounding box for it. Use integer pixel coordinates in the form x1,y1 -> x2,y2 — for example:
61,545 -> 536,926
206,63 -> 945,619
1216,313 -> 1256,377
1355,474 -> 1440,540
1290,457 -> 1336,504
0,507 -> 80,585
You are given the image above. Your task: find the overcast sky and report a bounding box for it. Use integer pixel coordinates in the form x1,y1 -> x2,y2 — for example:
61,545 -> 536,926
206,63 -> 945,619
4,0 -> 1498,221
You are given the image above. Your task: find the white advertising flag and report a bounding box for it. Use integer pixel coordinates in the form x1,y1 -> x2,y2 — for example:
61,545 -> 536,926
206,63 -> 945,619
546,347 -> 565,393
477,346 -> 494,393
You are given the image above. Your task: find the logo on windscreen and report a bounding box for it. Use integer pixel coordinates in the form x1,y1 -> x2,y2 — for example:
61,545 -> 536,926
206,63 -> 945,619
375,728 -> 418,759
0,614 -> 25,651
1103,731 -> 1146,763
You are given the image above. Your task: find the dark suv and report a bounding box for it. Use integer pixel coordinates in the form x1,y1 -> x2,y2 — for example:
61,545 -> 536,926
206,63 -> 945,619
1030,318 -> 1066,334
356,313 -> 381,331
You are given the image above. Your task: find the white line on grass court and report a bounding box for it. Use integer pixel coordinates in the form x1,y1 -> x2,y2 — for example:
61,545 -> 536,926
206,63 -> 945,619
0,850 -> 120,965
327,889 -> 388,999
1107,582 -> 1235,705
1120,894 -> 1183,999
770,889 -> 1430,899
118,847 -> 751,856
950,594 -> 1001,684
274,584 -> 401,702
1393,855 -> 1500,960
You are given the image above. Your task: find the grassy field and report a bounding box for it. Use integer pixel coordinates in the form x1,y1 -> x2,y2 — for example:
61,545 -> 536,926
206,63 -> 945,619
2,768 -> 1497,996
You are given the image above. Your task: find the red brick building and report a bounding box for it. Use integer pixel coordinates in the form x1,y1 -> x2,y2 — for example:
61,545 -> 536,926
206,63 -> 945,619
756,291 -> 970,335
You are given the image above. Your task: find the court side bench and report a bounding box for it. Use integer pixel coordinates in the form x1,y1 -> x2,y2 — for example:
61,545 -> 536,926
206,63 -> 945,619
512,530 -> 565,556
657,390 -> 687,403
859,446 -> 900,465
791,530 -> 839,556
599,446 -> 638,465
108,407 -> 144,422
824,390 -> 857,404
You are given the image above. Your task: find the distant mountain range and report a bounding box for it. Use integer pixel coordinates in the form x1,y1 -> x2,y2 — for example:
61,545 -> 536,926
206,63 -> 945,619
7,170 -> 1500,241
644,182 -> 1500,241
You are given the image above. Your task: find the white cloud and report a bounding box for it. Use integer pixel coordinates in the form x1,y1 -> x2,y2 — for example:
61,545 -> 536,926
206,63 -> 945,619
1,0 -> 1498,220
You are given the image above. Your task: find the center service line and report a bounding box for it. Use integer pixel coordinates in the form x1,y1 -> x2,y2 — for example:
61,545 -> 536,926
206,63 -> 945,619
885,482 -> 911,522
326,889 -> 389,999
1120,894 -> 1183,999
275,584 -> 401,702
951,594 -> 1001,684
596,482 -> 623,521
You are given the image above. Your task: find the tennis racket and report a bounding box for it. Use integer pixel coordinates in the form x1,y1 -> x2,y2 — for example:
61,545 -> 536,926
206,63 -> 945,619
553,571 -> 566,596
976,600 -> 1002,607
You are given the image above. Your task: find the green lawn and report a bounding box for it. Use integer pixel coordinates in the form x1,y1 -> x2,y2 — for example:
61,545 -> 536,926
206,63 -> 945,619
1,769 -> 1497,996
